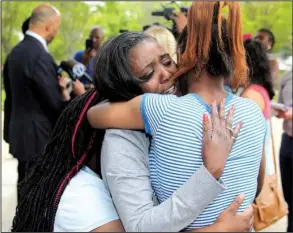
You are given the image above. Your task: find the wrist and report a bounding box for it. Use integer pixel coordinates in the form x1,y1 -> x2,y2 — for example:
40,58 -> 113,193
62,90 -> 71,101
191,222 -> 225,232
213,222 -> 228,232
203,162 -> 224,179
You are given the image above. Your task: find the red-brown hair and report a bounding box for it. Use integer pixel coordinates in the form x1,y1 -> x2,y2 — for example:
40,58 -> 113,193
176,1 -> 248,89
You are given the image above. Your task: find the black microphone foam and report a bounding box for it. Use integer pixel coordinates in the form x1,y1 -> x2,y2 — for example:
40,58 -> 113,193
60,60 -> 93,84
60,61 -> 77,81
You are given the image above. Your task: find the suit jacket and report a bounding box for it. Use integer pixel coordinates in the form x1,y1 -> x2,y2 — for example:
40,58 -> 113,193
5,35 -> 67,162
3,56 -> 11,143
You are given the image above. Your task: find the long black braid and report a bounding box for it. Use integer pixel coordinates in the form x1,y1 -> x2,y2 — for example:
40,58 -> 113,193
11,32 -> 153,232
11,89 -> 105,231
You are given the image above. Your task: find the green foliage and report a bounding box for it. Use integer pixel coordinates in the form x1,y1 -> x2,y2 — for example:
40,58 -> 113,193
241,2 -> 292,55
1,1 -> 292,65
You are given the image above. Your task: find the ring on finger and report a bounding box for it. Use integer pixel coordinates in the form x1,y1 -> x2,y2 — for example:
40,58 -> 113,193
227,120 -> 233,128
231,136 -> 237,143
203,128 -> 214,132
226,126 -> 233,135
219,115 -> 225,121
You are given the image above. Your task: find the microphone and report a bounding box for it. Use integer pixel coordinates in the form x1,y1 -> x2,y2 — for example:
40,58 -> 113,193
59,61 -> 77,81
59,60 -> 93,84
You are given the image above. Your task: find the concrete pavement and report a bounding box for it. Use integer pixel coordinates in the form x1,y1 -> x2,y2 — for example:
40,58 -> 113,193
1,116 -> 288,232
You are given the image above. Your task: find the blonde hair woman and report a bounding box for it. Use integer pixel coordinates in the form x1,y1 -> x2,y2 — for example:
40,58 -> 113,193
144,25 -> 177,62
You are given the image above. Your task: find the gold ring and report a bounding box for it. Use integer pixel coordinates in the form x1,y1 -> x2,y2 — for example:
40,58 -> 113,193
231,136 -> 236,142
226,126 -> 233,134
203,128 -> 214,132
219,116 -> 225,121
227,120 -> 233,127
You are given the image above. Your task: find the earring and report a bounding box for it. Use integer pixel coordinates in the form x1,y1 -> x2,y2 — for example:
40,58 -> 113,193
268,45 -> 271,50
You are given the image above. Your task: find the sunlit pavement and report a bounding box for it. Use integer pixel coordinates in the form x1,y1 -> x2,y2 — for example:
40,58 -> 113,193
1,115 -> 288,232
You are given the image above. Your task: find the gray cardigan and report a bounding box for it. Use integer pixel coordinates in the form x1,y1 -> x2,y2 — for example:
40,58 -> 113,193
101,129 -> 226,232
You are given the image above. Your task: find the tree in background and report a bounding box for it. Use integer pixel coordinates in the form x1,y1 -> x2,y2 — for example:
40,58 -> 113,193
241,1 -> 292,54
1,1 -> 101,63
1,1 -> 292,65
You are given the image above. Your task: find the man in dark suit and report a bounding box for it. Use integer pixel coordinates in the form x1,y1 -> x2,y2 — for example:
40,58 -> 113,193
4,4 -> 84,201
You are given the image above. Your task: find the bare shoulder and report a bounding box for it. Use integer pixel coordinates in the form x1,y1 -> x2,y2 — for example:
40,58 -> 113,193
241,89 -> 265,111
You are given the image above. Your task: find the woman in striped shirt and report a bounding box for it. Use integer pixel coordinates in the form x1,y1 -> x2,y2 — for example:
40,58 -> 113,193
88,1 -> 266,230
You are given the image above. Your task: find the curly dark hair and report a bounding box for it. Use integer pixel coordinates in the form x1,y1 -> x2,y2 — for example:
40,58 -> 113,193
244,39 -> 275,100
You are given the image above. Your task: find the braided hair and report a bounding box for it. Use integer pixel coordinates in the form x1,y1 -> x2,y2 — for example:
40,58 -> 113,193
11,32 -> 153,232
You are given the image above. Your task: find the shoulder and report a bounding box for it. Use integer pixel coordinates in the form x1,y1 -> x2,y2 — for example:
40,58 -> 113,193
241,87 -> 266,111
232,94 -> 261,109
12,39 -> 48,61
142,93 -> 179,105
231,95 -> 265,122
105,129 -> 149,147
75,50 -> 84,55
55,166 -> 119,232
22,37 -> 46,54
102,129 -> 149,167
74,50 -> 84,61
142,93 -> 196,111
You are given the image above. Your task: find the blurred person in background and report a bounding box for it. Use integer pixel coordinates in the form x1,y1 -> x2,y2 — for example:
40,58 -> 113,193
4,4 -> 83,202
241,39 -> 275,175
144,25 -> 177,62
74,26 -> 104,82
274,69 -> 292,232
21,16 -> 31,35
255,28 -> 280,86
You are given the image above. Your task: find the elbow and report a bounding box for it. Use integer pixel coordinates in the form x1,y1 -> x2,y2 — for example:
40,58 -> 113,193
87,107 -> 97,128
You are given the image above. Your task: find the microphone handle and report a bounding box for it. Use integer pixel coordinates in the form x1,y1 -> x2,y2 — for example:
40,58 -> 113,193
82,72 -> 93,84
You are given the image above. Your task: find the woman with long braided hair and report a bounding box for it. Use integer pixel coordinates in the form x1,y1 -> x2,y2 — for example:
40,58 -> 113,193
12,8 -> 254,232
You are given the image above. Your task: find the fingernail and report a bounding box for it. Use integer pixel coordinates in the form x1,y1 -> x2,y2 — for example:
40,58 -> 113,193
236,194 -> 245,204
203,113 -> 208,123
240,121 -> 244,127
231,105 -> 235,113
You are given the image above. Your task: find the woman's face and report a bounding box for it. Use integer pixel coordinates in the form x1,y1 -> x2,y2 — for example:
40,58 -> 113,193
128,39 -> 178,94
